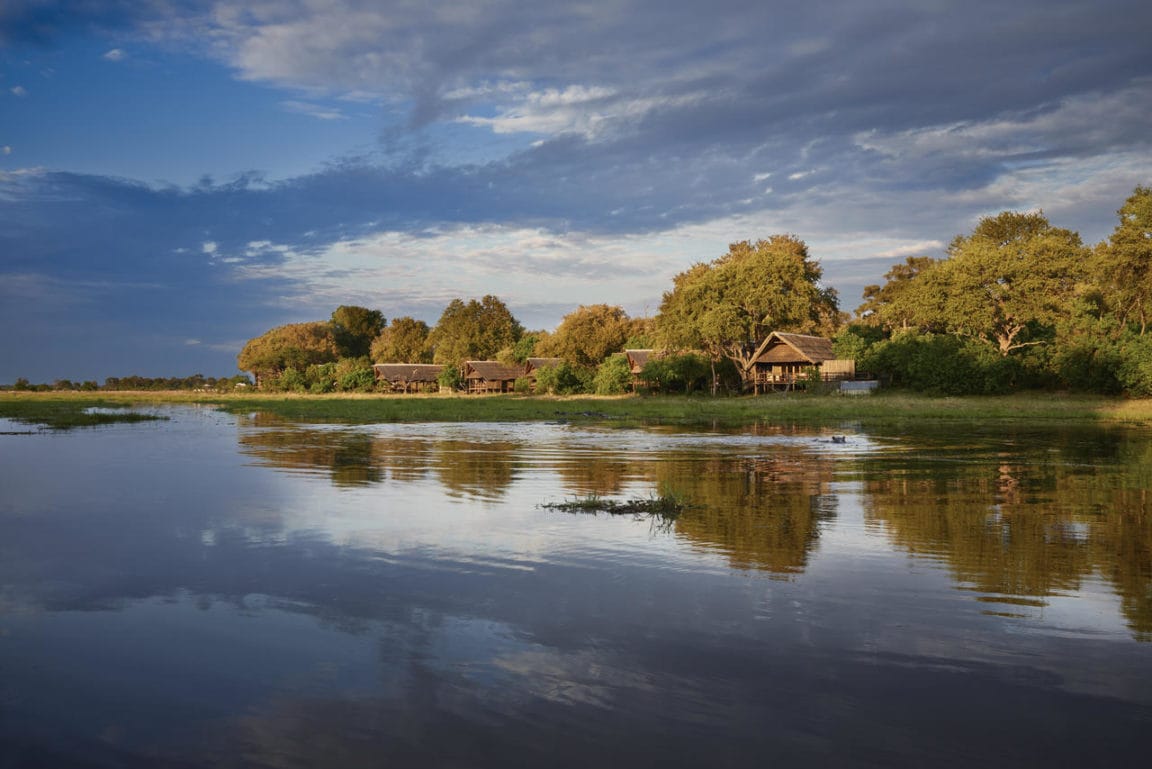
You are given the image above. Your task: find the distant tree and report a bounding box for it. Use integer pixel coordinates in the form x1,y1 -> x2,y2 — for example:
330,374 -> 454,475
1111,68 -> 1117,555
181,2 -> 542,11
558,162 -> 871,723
932,211 -> 1089,355
237,321 -> 339,383
370,316 -> 431,362
656,235 -> 840,386
330,305 -> 386,359
856,256 -> 942,331
544,304 -> 633,367
1097,186 -> 1152,335
427,295 -> 523,365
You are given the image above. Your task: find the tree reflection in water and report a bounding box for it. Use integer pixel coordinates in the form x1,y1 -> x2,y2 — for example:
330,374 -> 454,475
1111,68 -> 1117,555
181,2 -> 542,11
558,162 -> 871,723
234,417 -> 1152,640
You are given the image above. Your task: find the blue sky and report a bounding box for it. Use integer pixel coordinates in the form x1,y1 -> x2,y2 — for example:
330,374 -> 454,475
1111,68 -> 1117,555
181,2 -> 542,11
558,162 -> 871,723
2,0 -> 1151,382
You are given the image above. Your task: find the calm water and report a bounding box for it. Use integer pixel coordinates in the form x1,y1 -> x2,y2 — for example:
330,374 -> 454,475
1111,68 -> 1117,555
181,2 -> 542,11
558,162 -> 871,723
1,407 -> 1150,768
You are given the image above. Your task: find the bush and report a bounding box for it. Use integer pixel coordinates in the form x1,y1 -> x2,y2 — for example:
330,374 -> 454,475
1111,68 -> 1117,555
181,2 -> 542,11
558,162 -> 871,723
438,366 -> 464,392
641,353 -> 711,393
861,332 -> 1017,395
1118,334 -> 1152,396
535,361 -> 592,395
593,354 -> 633,395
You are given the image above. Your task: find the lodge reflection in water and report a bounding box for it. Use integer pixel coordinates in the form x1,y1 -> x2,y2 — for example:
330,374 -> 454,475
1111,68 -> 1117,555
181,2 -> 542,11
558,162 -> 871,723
236,417 -> 1152,640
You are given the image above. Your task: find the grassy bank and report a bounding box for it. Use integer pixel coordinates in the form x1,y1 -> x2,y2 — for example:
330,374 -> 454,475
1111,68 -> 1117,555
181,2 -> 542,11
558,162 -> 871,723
3,389 -> 1152,428
0,396 -> 167,430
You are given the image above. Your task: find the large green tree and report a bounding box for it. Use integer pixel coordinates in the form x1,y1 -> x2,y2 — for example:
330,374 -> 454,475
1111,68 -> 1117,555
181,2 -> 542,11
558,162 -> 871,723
656,235 -> 840,379
932,211 -> 1089,355
237,321 -> 339,382
427,295 -> 523,365
370,316 -> 431,362
542,304 -> 633,367
1097,186 -> 1152,335
330,305 -> 386,358
856,256 -> 942,331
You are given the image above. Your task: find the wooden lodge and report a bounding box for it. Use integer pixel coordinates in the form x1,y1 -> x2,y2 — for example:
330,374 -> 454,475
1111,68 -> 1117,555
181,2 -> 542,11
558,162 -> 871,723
624,349 -> 656,391
462,360 -> 523,394
745,332 -> 855,393
372,363 -> 444,393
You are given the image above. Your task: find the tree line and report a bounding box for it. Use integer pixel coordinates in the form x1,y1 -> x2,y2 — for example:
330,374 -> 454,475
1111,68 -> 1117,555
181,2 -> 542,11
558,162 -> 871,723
237,185 -> 1151,396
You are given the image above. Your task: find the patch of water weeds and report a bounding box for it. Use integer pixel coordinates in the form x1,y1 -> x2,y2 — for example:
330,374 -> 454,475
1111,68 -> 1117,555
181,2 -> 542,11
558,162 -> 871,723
540,485 -> 695,531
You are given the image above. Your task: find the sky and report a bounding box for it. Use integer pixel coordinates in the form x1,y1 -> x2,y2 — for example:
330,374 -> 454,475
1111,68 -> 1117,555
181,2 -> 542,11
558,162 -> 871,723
2,0 -> 1151,382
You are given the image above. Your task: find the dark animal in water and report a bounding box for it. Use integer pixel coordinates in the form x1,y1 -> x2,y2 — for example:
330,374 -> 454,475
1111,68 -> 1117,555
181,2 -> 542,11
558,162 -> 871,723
831,435 -> 847,444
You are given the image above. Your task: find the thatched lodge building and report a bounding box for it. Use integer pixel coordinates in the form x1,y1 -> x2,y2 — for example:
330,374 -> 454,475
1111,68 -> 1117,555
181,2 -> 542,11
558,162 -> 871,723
745,332 -> 855,393
372,364 -> 444,393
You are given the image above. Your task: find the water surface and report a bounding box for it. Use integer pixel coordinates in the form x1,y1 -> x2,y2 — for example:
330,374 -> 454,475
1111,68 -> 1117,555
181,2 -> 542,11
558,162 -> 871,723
1,408 -> 1150,767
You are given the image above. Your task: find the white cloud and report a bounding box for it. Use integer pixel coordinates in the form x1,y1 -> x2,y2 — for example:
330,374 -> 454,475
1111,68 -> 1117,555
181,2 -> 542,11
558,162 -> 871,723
201,241 -> 218,254
102,49 -> 127,62
1,146 -> 11,156
280,100 -> 346,120
10,86 -> 27,97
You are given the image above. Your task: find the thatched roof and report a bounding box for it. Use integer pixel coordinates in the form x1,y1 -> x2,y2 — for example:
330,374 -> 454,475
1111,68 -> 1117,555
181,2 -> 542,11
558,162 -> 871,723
373,364 -> 443,383
749,333 -> 836,365
625,349 -> 654,374
463,361 -> 523,381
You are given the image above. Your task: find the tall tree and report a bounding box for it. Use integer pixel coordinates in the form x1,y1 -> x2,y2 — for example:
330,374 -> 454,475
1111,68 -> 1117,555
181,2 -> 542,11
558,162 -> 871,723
856,256 -> 942,331
934,211 -> 1088,355
1097,186 -> 1152,335
656,236 -> 840,379
237,321 -> 339,382
370,317 -> 431,362
427,295 -> 523,365
330,305 -> 386,359
543,304 -> 633,367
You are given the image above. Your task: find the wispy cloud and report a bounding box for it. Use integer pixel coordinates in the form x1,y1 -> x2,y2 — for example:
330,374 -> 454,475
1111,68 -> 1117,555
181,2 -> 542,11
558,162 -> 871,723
280,100 -> 347,121
102,48 -> 126,61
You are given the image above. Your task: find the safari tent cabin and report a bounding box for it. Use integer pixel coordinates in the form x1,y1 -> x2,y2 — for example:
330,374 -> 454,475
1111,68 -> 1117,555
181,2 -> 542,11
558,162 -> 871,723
624,349 -> 653,375
746,332 -> 854,392
373,364 -> 444,393
462,361 -> 522,394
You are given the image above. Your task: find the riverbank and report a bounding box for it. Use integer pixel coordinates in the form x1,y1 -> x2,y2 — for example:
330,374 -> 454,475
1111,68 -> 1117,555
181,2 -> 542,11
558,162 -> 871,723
3,390 -> 1152,429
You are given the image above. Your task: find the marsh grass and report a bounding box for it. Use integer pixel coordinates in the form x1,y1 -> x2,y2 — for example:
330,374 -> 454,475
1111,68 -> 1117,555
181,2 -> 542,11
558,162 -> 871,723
540,484 -> 694,530
0,397 -> 167,430
2,389 -> 1152,426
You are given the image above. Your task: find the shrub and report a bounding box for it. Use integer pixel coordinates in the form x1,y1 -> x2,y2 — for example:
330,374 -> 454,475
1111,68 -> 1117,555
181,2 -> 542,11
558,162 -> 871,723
593,354 -> 633,395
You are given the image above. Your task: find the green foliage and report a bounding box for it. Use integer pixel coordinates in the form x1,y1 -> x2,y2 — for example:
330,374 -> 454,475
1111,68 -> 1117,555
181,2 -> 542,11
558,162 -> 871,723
535,361 -> 593,395
1118,334 -> 1152,396
833,324 -> 884,362
237,321 -> 339,380
861,332 -> 1018,395
935,211 -> 1088,355
437,365 -> 464,391
545,304 -> 632,367
856,256 -> 941,331
511,333 -> 544,363
593,353 -> 633,395
427,295 -> 524,365
641,352 -> 712,394
656,235 -> 840,374
513,376 -> 534,394
370,316 -> 431,363
330,306 -> 386,359
1097,185 -> 1152,335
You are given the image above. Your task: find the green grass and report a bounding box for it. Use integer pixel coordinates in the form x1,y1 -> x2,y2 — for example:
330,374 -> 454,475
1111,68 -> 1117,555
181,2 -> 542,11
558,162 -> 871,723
2,389 -> 1152,427
0,396 -> 167,430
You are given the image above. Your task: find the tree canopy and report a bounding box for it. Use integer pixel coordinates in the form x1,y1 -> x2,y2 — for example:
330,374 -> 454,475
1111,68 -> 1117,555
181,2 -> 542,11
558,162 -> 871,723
656,235 -> 840,374
427,295 -> 523,365
330,305 -> 386,359
370,316 -> 431,363
932,211 -> 1088,355
1097,186 -> 1152,335
542,304 -> 633,368
237,321 -> 339,378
